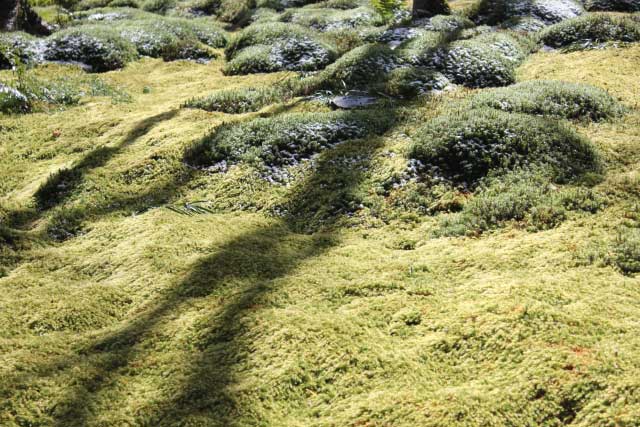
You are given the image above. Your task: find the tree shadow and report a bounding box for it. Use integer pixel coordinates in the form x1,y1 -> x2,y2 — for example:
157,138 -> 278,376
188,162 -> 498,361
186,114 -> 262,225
43,123 -> 390,425
32,109 -> 179,213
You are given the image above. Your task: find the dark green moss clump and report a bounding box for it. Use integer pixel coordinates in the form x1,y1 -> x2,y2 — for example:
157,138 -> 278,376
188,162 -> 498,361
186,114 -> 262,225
436,169 -> 606,236
187,111 -> 394,171
540,13 -> 640,48
409,109 -> 601,186
470,80 -> 626,121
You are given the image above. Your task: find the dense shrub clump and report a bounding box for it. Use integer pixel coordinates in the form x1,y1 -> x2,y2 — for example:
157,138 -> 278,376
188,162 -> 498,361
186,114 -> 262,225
470,80 -> 625,121
44,27 -> 138,72
436,169 -> 606,236
188,111 -> 393,172
409,109 -> 601,186
540,13 -> 640,48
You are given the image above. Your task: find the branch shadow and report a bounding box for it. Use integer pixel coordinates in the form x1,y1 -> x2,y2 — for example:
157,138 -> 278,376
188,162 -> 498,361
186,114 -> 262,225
40,105 -> 397,425
33,109 -> 180,213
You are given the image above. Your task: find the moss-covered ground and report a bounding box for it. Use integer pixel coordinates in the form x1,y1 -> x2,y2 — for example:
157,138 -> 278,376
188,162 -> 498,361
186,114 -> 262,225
1,3 -> 640,426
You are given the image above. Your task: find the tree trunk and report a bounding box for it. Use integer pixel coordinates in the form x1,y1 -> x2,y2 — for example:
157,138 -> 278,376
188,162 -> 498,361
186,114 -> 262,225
0,0 -> 51,35
412,0 -> 451,17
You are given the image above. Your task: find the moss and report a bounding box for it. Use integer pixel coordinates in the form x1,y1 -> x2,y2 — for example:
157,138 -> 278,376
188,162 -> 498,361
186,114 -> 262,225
436,168 -> 606,236
187,110 -> 394,171
470,0 -> 584,25
299,43 -> 400,93
470,80 -> 626,120
223,37 -> 336,75
279,6 -> 384,30
540,13 -> 640,48
409,108 -> 601,185
583,0 -> 640,12
44,26 -> 139,72
183,86 -> 284,113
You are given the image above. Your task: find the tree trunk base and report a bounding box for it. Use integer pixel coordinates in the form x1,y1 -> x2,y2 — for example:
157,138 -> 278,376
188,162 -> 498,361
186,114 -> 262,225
412,0 -> 451,17
0,0 -> 51,36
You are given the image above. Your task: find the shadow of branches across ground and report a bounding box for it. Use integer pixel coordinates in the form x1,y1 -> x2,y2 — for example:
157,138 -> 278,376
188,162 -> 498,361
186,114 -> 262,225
34,107 -> 398,426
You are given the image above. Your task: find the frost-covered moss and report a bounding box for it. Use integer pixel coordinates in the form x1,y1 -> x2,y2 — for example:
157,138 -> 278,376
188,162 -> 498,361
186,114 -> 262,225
224,37 -> 336,74
279,6 -> 383,31
117,18 -> 225,61
470,80 -> 625,120
425,32 -> 533,88
188,111 -> 393,172
0,32 -> 45,68
582,0 -> 640,12
540,13 -> 640,48
225,22 -> 327,59
414,14 -> 475,32
300,43 -> 402,93
44,26 -> 138,72
383,67 -> 449,97
471,0 -> 584,25
409,109 -> 601,185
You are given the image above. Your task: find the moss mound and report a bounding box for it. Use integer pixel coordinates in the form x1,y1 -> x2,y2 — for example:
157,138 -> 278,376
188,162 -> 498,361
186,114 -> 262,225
383,67 -> 450,97
225,23 -> 314,59
183,86 -> 283,113
540,13 -> 640,48
44,26 -> 138,72
436,169 -> 606,236
117,19 -> 225,61
471,0 -> 584,25
223,37 -> 336,75
470,80 -> 625,121
427,32 -> 532,88
279,6 -> 383,31
300,43 -> 401,93
409,109 -> 601,185
0,32 -> 43,68
583,0 -> 640,12
187,111 -> 393,172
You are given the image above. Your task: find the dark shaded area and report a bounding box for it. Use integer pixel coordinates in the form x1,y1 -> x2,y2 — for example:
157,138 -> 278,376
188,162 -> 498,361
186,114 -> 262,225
413,0 -> 451,17
0,0 -> 51,35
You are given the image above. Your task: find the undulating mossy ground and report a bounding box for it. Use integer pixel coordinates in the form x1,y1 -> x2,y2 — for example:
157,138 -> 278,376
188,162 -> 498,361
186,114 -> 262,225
1,0 -> 640,425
